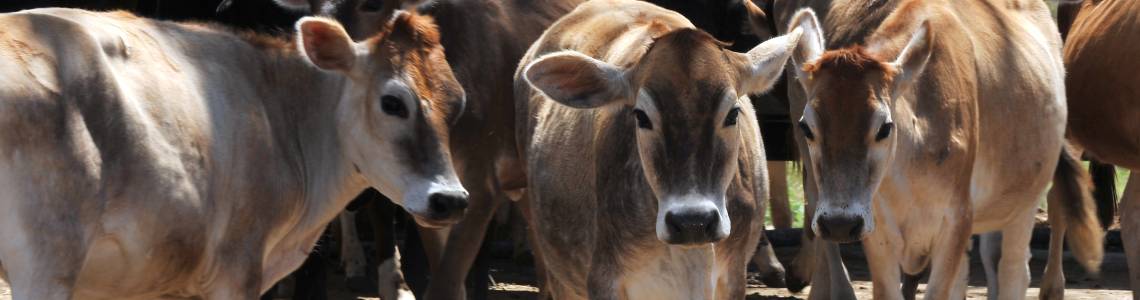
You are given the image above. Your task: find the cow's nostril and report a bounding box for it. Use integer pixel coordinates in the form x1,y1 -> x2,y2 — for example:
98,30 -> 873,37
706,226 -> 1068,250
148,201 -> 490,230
427,191 -> 469,220
818,221 -> 832,237
664,209 -> 721,244
817,215 -> 865,243
850,218 -> 864,238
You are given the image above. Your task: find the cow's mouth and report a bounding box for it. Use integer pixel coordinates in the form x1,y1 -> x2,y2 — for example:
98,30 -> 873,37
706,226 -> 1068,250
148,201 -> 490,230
410,214 -> 462,229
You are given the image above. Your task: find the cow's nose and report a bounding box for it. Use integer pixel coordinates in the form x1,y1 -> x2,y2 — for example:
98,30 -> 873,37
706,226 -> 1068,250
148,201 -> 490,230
427,191 -> 468,221
817,215 -> 865,243
664,208 -> 724,245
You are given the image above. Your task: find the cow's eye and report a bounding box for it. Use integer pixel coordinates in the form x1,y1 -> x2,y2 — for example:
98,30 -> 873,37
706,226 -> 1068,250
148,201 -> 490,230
633,109 -> 652,130
799,120 -> 815,141
875,122 -> 893,141
724,107 -> 741,127
380,95 -> 409,118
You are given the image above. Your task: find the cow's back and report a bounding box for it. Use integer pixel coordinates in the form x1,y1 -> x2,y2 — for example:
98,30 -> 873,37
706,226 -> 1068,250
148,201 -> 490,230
1064,0 -> 1140,169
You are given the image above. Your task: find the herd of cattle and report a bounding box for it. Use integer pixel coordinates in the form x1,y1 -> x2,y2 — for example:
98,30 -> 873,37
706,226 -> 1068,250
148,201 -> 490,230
0,0 -> 1136,299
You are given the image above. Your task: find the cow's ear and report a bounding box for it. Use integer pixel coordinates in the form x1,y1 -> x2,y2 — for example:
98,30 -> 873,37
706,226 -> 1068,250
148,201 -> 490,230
736,27 -> 802,95
296,17 -> 357,72
742,0 -> 775,41
524,51 -> 628,109
788,8 -> 825,89
274,0 -> 315,12
885,20 -> 932,100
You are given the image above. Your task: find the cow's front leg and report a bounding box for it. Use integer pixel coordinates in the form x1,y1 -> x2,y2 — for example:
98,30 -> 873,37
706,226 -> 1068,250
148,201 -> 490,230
864,228 -> 903,300
5,248 -> 81,300
423,185 -> 501,300
923,208 -> 972,300
210,266 -> 264,300
586,260 -> 622,300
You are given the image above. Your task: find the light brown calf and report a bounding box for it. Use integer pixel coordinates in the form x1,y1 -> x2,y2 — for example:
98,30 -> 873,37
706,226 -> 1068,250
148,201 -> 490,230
786,0 -> 1101,298
0,8 -> 465,299
275,0 -> 584,298
515,0 -> 805,298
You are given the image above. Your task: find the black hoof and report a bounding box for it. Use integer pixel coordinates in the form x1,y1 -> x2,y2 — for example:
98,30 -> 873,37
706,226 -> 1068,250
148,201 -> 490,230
785,267 -> 810,293
345,276 -> 376,294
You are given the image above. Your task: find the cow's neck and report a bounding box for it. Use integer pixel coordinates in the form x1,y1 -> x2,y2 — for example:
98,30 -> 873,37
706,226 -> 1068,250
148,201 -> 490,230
249,49 -> 367,258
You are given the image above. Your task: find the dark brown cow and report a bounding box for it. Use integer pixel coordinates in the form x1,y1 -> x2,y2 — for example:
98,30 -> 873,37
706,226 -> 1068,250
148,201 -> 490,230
1062,0 -> 1140,297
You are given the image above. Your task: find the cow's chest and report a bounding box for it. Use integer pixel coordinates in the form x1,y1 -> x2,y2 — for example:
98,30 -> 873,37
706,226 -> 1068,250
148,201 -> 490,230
619,246 -> 720,299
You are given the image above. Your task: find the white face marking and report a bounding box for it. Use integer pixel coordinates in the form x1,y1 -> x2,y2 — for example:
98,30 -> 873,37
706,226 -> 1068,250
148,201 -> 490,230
338,78 -> 465,222
654,192 -> 731,243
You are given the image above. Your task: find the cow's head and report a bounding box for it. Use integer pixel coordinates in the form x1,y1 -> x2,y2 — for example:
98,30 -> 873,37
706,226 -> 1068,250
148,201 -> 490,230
788,9 -> 932,242
296,13 -> 468,228
523,26 -> 802,245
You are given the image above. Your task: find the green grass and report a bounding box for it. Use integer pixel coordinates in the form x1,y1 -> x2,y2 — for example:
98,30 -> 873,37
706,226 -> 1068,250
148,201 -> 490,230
765,162 -> 806,228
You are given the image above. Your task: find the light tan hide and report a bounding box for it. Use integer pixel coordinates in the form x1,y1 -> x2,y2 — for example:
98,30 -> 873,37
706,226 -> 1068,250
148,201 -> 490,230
0,8 -> 466,299
784,0 -> 1100,299
514,0 -> 807,298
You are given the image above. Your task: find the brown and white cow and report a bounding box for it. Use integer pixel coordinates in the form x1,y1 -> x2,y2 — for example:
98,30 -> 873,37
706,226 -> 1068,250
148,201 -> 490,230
514,0 -> 804,298
275,0 -> 585,298
0,8 -> 466,299
1062,0 -> 1140,297
785,0 -> 1102,298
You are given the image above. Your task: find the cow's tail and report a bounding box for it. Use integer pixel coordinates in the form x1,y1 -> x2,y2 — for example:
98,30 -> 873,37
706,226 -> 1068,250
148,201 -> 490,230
1049,143 -> 1104,275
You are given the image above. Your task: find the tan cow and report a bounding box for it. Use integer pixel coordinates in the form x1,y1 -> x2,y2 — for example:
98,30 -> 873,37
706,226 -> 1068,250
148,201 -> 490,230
1063,0 -> 1140,297
514,0 -> 804,298
785,0 -> 1102,298
0,8 -> 466,299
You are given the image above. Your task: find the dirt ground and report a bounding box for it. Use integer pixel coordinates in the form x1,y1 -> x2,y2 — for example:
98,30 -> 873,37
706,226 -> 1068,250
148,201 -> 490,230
2,244 -> 1131,299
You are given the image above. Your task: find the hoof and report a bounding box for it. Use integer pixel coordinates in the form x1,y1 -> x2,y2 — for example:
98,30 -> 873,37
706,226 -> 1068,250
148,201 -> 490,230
785,266 -> 810,293
760,268 -> 787,288
346,275 -> 376,294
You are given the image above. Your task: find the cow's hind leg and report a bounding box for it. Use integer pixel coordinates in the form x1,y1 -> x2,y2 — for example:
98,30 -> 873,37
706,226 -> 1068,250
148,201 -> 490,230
750,232 -> 787,287
367,197 -> 414,300
1,205 -> 84,300
338,210 -> 370,291
3,241 -> 82,300
979,232 -> 1002,300
1120,172 -> 1140,296
1040,184 -> 1067,300
995,209 -> 1035,300
768,163 -> 793,229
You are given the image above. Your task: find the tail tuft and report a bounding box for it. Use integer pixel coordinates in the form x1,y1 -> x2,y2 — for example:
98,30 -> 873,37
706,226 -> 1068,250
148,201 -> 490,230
1051,144 -> 1105,275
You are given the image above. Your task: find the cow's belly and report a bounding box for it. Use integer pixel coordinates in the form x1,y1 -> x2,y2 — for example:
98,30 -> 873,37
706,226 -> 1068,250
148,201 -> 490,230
74,220 -> 210,298
968,141 -> 1058,233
